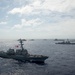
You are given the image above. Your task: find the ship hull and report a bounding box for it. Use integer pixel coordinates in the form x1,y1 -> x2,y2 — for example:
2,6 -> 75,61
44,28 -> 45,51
28,55 -> 48,63
0,53 -> 48,63
56,43 -> 75,45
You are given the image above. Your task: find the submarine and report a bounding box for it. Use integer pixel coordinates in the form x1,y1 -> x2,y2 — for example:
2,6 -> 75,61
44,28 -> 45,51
0,39 -> 48,63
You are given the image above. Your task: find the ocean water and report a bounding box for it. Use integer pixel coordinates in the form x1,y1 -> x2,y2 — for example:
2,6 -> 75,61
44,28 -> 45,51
0,39 -> 75,75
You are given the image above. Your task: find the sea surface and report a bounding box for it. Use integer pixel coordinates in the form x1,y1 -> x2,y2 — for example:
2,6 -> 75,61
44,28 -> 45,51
0,39 -> 75,75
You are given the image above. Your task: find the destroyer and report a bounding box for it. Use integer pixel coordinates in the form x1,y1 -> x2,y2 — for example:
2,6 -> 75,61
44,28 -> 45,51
0,39 -> 48,63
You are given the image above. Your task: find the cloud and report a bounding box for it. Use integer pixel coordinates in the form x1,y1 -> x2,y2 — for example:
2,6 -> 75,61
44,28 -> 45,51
8,0 -> 75,15
11,18 -> 42,30
36,18 -> 75,38
8,5 -> 33,15
42,0 -> 75,12
1,0 -> 75,39
10,17 -> 75,39
0,21 -> 7,25
8,0 -> 43,15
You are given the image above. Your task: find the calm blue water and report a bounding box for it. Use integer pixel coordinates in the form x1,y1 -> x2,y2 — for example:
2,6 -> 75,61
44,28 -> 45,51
0,39 -> 75,75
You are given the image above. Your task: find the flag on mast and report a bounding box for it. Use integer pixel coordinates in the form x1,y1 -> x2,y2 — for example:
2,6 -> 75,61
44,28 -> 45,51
15,45 -> 19,48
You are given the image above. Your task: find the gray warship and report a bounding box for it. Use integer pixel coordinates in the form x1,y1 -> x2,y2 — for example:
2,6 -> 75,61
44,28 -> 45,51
0,39 -> 48,63
55,39 -> 75,45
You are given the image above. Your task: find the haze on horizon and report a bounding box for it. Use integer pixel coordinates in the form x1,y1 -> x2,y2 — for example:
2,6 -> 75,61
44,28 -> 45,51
0,0 -> 75,39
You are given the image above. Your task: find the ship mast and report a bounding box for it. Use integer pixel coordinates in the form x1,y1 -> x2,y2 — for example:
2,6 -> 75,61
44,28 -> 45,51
18,39 -> 26,50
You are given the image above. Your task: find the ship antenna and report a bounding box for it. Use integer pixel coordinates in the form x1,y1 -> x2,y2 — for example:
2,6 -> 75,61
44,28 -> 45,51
18,39 -> 26,50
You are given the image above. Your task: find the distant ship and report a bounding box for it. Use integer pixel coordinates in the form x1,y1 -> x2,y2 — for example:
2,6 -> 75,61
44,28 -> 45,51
43,39 -> 47,41
54,39 -> 64,41
29,39 -> 34,41
55,39 -> 75,45
0,39 -> 48,64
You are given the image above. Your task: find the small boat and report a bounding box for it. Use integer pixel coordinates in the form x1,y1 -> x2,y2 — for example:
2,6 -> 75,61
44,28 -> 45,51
0,39 -> 48,63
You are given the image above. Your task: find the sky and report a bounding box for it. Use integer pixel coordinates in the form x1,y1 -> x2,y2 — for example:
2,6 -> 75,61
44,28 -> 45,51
0,0 -> 75,39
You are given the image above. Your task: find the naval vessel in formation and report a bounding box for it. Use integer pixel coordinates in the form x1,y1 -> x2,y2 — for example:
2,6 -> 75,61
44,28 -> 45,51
55,39 -> 75,45
0,39 -> 48,63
